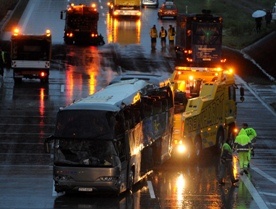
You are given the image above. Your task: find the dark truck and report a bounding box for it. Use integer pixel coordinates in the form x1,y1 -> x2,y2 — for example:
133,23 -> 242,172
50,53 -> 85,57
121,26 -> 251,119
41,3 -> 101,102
175,10 -> 224,67
60,3 -> 105,45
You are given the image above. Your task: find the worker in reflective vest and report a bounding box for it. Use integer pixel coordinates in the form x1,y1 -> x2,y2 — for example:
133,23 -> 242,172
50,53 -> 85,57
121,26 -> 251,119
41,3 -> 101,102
167,25 -> 175,46
242,123 -> 257,162
159,26 -> 167,48
234,128 -> 251,175
150,25 -> 158,49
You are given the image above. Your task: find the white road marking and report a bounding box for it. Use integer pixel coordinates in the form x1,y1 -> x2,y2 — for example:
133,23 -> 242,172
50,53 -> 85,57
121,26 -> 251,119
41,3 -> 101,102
240,175 -> 269,209
61,84 -> 64,92
21,1 -> 36,32
251,165 -> 276,184
259,192 -> 276,197
235,75 -> 276,117
147,181 -> 156,199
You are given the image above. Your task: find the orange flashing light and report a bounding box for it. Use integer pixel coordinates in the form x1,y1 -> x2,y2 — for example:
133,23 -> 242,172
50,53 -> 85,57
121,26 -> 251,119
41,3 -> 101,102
45,29 -> 51,37
40,72 -> 46,77
13,28 -> 20,36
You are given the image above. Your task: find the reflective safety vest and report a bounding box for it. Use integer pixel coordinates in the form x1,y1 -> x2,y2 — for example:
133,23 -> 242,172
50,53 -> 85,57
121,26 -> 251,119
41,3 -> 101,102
1,51 -> 5,64
160,29 -> 167,38
150,28 -> 158,38
234,128 -> 251,152
245,127 -> 257,141
168,28 -> 175,41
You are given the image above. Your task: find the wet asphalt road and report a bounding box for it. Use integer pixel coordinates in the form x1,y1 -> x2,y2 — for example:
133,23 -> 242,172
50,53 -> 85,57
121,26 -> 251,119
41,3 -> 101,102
0,0 -> 276,208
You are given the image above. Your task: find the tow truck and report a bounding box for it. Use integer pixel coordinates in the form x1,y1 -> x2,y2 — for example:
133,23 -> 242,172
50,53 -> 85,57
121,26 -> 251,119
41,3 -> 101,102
60,3 -> 105,45
171,10 -> 244,159
10,28 -> 52,83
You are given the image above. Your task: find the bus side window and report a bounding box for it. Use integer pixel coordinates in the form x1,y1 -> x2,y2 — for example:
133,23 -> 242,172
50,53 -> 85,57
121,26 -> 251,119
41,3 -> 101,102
153,99 -> 162,115
142,99 -> 153,117
161,98 -> 168,111
115,115 -> 124,136
123,108 -> 134,129
133,102 -> 142,124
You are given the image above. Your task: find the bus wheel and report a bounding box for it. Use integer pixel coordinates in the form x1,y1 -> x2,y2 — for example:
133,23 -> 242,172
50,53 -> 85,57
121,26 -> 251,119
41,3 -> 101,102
128,169 -> 134,191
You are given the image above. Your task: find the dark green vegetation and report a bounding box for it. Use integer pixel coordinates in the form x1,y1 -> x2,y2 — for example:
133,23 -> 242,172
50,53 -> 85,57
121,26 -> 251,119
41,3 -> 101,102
175,0 -> 276,49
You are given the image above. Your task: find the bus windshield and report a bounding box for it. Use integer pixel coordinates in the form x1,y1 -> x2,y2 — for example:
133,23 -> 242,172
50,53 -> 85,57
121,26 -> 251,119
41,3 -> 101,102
54,139 -> 120,167
54,110 -> 116,139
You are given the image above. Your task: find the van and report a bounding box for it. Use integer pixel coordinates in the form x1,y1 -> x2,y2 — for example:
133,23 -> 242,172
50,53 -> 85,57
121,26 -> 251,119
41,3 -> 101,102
141,0 -> 159,8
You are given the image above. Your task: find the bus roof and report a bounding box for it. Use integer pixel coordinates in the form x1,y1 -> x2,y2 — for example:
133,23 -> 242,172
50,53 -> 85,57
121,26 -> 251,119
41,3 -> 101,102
110,73 -> 171,88
64,79 -> 148,111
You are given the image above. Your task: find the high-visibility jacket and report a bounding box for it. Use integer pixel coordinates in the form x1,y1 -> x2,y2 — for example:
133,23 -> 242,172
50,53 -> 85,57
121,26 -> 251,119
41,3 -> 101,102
234,128 -> 251,152
168,27 -> 175,41
150,28 -> 158,38
159,29 -> 167,38
244,127 -> 257,142
221,142 -> 233,162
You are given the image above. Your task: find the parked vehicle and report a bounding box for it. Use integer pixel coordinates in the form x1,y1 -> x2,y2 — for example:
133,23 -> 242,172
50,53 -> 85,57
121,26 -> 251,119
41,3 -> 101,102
158,1 -> 178,19
141,0 -> 159,8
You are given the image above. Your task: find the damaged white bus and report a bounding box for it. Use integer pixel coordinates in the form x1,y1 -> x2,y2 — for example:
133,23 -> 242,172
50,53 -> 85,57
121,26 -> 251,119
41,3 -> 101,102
44,74 -> 174,194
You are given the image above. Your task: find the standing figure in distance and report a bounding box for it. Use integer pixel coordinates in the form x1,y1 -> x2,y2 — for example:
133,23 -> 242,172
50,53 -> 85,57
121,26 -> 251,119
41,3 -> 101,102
255,17 -> 262,33
159,26 -> 167,49
150,25 -> 158,50
167,25 -> 175,48
0,47 -> 5,77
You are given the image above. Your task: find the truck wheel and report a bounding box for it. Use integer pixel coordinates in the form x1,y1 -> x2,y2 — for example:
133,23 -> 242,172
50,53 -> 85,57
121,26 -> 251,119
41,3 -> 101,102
216,128 -> 225,153
194,135 -> 202,159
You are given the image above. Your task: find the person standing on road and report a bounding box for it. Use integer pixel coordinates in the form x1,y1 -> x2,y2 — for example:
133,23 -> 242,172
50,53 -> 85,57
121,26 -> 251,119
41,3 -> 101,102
0,47 -> 5,77
234,128 -> 251,175
159,26 -> 167,49
255,17 -> 262,33
242,123 -> 257,164
265,10 -> 272,26
150,25 -> 158,50
167,25 -> 175,47
218,138 -> 239,185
